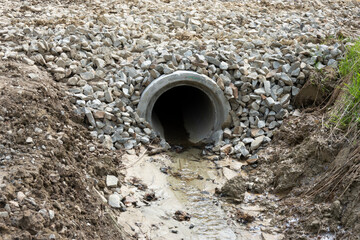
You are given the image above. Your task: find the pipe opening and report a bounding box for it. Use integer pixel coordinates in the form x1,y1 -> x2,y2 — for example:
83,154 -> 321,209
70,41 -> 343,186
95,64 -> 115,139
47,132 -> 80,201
151,86 -> 215,145
137,71 -> 231,146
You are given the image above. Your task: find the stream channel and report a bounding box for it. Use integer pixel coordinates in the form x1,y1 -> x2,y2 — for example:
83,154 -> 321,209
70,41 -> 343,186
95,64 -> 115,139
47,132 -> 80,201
118,147 -> 280,240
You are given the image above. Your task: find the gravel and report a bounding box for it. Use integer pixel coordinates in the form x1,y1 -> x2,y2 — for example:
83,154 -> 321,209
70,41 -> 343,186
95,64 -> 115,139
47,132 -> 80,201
0,0 -> 359,159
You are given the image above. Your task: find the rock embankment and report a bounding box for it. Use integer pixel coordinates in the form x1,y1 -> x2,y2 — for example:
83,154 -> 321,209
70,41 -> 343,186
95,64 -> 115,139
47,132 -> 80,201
1,0 -> 359,158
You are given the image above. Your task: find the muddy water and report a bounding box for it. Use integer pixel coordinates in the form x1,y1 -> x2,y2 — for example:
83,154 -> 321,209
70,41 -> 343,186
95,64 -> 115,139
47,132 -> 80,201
167,149 -> 236,240
120,148 -> 282,239
119,147 -> 242,239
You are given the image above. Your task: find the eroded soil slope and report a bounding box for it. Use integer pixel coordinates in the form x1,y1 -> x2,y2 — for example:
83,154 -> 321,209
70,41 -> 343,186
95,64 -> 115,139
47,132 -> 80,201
0,60 -> 130,240
222,109 -> 360,239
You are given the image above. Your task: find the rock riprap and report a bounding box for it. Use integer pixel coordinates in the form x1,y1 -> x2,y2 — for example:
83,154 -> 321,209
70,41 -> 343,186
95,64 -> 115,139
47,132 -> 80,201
0,0 -> 359,159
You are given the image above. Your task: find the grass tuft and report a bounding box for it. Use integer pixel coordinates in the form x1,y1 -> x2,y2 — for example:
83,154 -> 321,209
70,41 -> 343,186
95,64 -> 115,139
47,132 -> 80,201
329,39 -> 360,133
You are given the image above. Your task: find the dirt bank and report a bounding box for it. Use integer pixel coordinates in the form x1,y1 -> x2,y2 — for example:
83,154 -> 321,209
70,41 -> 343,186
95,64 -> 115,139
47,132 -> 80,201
0,60 -> 131,239
221,71 -> 360,239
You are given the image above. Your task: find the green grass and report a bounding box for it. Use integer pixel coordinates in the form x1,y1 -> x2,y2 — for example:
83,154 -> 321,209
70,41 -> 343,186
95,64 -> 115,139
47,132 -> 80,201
330,39 -> 360,129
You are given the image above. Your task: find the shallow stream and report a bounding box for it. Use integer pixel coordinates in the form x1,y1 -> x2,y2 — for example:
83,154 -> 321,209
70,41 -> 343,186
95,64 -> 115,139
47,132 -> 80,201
119,148 -> 277,239
167,149 -> 237,239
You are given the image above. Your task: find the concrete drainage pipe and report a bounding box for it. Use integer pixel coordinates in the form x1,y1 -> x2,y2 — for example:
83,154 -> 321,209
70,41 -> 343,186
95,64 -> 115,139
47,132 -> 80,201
137,71 -> 230,145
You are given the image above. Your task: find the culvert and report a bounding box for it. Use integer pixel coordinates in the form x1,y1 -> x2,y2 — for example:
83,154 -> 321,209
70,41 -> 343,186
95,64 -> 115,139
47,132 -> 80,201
137,71 -> 230,145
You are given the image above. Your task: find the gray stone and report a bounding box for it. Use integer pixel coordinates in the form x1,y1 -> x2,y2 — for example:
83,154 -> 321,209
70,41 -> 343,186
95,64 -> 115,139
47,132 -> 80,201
290,68 -> 300,77
257,120 -> 266,128
275,109 -> 287,119
240,145 -> 249,156
124,141 -> 134,150
252,39 -> 264,47
84,108 -> 96,127
174,20 -> 186,28
80,71 -> 95,80
243,42 -> 255,50
280,94 -> 290,105
282,64 -> 291,73
247,72 -> 258,80
183,50 -> 193,57
39,209 -> 48,218
140,136 -> 150,144
0,211 -> 9,218
206,56 -> 221,67
292,87 -> 300,96
104,89 -> 113,103
242,138 -> 254,144
83,85 -> 94,96
234,142 -> 245,153
269,121 -> 279,129
264,80 -> 271,95
67,77 -> 78,85
327,59 -> 338,67
254,88 -> 266,95
242,95 -> 250,102
94,58 -> 106,68
280,73 -> 293,86
28,73 -> 39,80
143,128 -> 152,135
272,102 -> 282,112
315,62 -> 326,70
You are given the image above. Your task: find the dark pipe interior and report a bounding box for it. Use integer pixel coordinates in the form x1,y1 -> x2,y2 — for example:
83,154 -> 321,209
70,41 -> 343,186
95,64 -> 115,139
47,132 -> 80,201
152,86 -> 214,145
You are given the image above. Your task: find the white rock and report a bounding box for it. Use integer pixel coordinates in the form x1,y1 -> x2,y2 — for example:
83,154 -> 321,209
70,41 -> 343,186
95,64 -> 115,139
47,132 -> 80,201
219,62 -> 228,70
141,60 -> 152,69
254,88 -> 266,95
265,97 -> 275,107
251,136 -> 264,150
94,58 -> 106,68
17,192 -> 26,202
0,211 -> 9,218
106,175 -> 118,188
34,127 -> 43,133
49,210 -> 55,220
108,193 -> 122,208
103,135 -> 113,150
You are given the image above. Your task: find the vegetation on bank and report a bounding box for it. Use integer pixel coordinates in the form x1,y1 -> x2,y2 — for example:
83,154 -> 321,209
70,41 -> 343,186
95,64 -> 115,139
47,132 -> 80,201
329,39 -> 360,138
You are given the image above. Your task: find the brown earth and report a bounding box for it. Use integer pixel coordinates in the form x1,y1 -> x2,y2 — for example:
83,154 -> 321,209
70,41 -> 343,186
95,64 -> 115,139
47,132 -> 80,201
0,60 -> 131,240
221,68 -> 360,239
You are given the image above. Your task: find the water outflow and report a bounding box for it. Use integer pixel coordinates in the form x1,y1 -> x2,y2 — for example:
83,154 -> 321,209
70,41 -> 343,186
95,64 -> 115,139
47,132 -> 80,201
137,71 -> 230,145
168,149 -> 237,240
